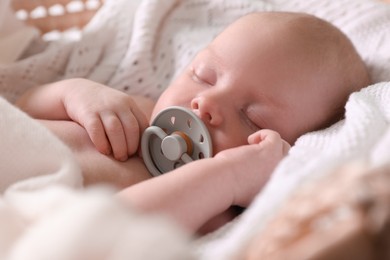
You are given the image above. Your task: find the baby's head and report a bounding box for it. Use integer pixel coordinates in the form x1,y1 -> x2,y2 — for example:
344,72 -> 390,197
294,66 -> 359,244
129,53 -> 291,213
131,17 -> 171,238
153,11 -> 370,154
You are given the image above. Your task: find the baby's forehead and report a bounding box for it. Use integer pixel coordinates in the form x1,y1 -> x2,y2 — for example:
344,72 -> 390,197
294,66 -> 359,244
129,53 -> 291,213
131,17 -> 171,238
234,12 -> 335,41
239,12 -> 319,27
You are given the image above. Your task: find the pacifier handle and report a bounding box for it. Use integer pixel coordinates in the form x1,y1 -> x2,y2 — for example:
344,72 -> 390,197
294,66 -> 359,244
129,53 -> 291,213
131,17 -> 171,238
161,131 -> 193,162
141,106 -> 212,176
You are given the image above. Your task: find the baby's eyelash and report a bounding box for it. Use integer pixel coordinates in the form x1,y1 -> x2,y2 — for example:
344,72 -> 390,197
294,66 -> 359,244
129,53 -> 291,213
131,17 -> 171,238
191,68 -> 203,84
190,66 -> 216,86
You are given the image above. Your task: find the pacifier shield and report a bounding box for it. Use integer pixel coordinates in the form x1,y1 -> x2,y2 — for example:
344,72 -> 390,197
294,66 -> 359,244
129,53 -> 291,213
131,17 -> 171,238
141,106 -> 212,176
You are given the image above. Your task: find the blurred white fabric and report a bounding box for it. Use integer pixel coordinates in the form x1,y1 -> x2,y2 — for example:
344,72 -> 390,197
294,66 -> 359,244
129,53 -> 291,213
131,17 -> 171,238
0,0 -> 389,259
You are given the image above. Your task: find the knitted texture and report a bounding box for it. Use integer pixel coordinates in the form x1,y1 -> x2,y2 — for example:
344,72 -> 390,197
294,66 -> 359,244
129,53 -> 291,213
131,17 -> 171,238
0,0 -> 272,102
0,1 -> 390,258
1,0 -> 389,103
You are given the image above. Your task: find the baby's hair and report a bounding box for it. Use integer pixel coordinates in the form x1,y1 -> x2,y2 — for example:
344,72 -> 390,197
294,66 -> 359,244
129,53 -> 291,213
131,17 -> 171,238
251,11 -> 371,129
292,13 -> 371,127
294,13 -> 371,87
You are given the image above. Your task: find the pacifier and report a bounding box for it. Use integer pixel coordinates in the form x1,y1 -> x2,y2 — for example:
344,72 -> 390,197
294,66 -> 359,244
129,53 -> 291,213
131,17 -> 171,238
141,106 -> 213,176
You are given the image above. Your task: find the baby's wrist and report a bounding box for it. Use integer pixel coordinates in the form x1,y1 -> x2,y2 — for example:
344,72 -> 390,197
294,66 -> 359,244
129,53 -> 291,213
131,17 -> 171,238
212,154 -> 241,205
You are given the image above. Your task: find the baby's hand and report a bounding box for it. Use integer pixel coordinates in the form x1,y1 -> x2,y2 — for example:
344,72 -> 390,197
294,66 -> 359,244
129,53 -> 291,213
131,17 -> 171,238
63,79 -> 149,161
215,129 -> 290,208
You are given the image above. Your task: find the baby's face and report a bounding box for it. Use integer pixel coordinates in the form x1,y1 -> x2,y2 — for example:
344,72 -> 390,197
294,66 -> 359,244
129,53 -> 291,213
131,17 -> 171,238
153,13 -> 342,154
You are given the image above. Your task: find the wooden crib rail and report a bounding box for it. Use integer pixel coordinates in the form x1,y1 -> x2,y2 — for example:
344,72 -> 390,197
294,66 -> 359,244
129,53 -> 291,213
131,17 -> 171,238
11,0 -> 104,33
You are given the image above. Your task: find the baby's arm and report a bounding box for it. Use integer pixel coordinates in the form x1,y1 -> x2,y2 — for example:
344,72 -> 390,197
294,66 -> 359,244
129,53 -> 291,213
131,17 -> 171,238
17,78 -> 154,161
117,130 -> 290,233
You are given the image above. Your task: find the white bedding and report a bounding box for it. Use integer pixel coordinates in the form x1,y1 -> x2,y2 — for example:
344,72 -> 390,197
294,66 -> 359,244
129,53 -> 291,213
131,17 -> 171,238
1,0 -> 390,259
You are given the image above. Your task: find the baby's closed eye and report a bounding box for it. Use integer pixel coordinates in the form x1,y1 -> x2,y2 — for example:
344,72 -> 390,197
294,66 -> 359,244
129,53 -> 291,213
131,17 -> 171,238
240,108 -> 261,132
190,66 -> 217,86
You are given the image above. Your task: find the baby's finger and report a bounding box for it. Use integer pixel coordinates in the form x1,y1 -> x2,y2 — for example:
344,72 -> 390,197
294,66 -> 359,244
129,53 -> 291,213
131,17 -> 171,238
83,115 -> 112,155
282,140 -> 291,154
248,129 -> 281,145
131,106 -> 149,136
129,107 -> 150,153
118,110 -> 142,156
100,111 -> 128,161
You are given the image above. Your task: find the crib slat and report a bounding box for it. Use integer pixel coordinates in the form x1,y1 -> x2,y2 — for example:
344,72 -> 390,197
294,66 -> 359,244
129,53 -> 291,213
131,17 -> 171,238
10,0 -> 104,33
23,9 -> 97,33
11,0 -> 96,11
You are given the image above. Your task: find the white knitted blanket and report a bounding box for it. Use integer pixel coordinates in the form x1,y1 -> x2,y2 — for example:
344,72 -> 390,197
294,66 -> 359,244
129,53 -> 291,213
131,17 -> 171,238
0,0 -> 390,259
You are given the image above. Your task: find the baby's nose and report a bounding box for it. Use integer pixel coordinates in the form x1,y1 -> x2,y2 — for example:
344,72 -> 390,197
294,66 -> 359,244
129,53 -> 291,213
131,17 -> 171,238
191,96 -> 223,126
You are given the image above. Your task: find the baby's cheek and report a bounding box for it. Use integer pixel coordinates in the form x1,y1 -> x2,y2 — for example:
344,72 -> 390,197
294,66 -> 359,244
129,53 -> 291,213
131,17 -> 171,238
212,130 -> 248,155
